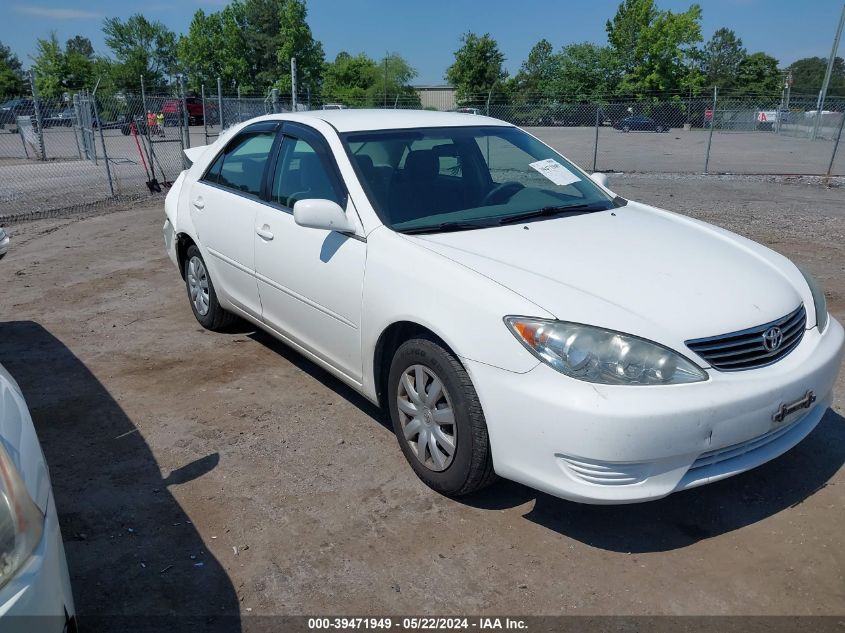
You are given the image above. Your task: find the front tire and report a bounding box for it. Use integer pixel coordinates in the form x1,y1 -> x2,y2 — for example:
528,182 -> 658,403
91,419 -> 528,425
184,245 -> 235,330
388,336 -> 497,497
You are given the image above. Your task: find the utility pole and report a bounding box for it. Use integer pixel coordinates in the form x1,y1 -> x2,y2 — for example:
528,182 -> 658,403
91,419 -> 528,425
813,3 -> 845,140
290,57 -> 298,111
383,54 -> 388,108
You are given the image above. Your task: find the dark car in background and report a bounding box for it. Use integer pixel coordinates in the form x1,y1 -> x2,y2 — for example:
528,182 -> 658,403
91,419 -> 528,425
43,107 -> 77,128
0,98 -> 36,131
614,115 -> 669,132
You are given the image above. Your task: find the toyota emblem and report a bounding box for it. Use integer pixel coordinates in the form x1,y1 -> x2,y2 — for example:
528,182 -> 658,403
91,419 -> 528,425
762,326 -> 783,352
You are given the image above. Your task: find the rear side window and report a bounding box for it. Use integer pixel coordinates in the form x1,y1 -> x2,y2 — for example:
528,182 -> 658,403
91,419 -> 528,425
202,130 -> 276,197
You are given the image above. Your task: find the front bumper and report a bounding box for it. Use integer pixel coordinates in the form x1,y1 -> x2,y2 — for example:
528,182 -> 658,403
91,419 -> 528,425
466,318 -> 845,504
0,493 -> 75,632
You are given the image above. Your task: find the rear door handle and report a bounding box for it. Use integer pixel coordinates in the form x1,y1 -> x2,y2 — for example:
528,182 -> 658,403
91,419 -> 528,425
256,226 -> 274,241
193,197 -> 204,209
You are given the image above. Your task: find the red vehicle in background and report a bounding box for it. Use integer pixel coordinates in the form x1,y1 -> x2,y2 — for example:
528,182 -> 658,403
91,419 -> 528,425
161,97 -> 216,126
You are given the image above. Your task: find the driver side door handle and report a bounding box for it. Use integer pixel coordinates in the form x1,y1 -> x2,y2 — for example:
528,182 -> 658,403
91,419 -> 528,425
256,226 -> 274,241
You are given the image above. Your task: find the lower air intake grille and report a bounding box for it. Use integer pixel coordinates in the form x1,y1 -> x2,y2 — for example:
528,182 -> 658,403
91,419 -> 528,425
685,304 -> 806,371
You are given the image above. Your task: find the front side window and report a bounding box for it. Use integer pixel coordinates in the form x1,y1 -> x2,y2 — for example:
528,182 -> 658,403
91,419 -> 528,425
343,126 -> 619,233
271,137 -> 344,209
202,130 -> 275,197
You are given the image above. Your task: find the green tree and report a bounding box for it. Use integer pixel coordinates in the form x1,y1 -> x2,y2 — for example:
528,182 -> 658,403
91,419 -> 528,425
178,4 -> 250,92
275,0 -> 325,97
367,53 -> 419,107
243,0 -> 284,88
788,56 -> 845,96
64,36 -> 96,91
606,0 -> 657,75
0,42 -> 25,95
553,43 -> 620,99
102,14 -> 178,91
322,51 -> 419,107
701,27 -> 746,89
514,39 -> 558,98
734,52 -> 782,95
323,51 -> 378,104
446,32 -> 508,106
32,33 -> 65,97
607,0 -> 703,94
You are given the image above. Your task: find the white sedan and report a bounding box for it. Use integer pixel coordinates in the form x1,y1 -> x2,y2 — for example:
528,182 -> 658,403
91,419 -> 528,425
163,110 -> 844,504
0,362 -> 75,631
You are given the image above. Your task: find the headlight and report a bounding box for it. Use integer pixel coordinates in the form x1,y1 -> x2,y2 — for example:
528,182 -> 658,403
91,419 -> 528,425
0,442 -> 44,589
798,267 -> 829,332
505,317 -> 707,385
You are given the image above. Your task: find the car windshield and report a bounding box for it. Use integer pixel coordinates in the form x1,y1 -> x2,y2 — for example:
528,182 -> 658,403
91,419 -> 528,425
341,125 -> 619,233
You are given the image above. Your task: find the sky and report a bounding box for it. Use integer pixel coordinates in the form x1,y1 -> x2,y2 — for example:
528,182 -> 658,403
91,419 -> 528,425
3,0 -> 845,84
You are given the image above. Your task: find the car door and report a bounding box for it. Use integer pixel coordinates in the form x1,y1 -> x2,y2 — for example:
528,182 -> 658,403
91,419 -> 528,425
189,121 -> 280,319
254,123 -> 366,383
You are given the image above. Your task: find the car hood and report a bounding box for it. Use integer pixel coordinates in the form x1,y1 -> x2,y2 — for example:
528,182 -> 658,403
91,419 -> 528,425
408,201 -> 810,362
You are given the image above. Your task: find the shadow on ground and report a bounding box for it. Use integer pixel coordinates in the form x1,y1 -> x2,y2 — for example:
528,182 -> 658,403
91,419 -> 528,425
246,322 -> 845,555
0,321 -> 241,633
463,408 -> 845,552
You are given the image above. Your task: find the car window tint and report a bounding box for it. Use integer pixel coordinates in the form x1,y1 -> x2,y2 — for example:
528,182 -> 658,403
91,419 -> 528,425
203,153 -> 225,183
271,137 -> 342,209
215,131 -> 275,196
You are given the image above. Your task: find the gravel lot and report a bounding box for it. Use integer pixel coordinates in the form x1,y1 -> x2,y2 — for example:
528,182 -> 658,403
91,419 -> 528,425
0,174 -> 843,630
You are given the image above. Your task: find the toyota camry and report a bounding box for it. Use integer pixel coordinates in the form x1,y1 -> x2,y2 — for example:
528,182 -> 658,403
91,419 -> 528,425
163,110 -> 843,504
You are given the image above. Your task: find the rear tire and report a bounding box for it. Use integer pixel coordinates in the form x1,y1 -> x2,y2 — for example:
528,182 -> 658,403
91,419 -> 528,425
184,245 -> 235,331
388,336 -> 497,497
623,125 -> 631,132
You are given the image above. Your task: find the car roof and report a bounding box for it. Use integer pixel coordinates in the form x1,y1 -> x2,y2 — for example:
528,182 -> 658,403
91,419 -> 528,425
261,108 -> 512,132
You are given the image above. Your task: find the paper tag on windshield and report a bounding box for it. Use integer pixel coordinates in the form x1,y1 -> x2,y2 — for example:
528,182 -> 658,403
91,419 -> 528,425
528,159 -> 580,186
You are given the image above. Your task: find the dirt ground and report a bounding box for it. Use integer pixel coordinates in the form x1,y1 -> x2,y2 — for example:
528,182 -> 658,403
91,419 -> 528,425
0,174 -> 843,630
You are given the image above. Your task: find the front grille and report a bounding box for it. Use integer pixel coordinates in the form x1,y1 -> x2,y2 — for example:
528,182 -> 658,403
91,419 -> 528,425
685,304 -> 806,371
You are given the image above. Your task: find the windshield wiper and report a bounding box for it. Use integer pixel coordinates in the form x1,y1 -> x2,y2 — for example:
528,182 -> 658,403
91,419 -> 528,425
398,220 -> 494,235
495,203 -> 605,225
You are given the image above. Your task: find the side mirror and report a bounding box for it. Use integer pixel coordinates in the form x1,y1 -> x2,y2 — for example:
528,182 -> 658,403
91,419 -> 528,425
293,199 -> 355,233
0,228 -> 8,261
590,172 -> 609,188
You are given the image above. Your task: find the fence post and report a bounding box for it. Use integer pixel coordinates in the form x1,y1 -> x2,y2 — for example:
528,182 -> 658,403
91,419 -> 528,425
592,105 -> 600,172
91,93 -> 115,197
71,93 -> 82,159
271,88 -> 280,113
704,86 -> 717,174
179,75 -> 190,149
291,57 -> 298,111
217,77 -> 224,130
27,70 -> 46,160
201,84 -> 208,144
825,111 -> 845,181
237,85 -> 241,123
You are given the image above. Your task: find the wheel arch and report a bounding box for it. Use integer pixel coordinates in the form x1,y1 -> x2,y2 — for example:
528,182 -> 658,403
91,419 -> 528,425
372,320 -> 461,410
175,232 -> 197,279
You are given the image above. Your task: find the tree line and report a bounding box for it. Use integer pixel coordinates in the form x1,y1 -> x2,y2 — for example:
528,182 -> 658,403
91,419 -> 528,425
0,0 -> 843,105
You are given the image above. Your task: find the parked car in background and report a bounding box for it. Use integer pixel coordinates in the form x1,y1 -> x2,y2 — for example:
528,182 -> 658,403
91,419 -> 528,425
161,98 -> 215,126
42,107 -> 76,128
164,109 -> 842,504
454,107 -> 481,115
0,228 -> 8,259
614,115 -> 669,132
0,99 -> 35,132
322,104 -> 348,110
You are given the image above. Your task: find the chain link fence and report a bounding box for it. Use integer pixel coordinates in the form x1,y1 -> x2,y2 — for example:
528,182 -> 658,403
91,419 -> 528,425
2,82 -> 844,222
